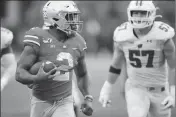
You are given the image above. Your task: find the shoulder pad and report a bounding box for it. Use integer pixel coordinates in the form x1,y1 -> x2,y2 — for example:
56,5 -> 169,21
1,27 -> 13,49
75,33 -> 87,51
113,22 -> 134,43
150,21 -> 175,41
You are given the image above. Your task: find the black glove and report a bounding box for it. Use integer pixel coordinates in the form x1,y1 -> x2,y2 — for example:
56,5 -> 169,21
81,95 -> 93,116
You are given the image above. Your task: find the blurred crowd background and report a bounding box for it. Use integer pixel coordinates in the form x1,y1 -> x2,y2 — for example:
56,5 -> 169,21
0,1 -> 175,55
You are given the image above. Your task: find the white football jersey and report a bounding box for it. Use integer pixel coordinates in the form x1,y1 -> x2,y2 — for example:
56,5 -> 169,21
113,21 -> 175,87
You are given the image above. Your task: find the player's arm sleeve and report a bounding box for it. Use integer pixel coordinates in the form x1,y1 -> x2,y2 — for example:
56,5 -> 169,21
16,45 -> 39,84
22,28 -> 42,55
23,28 -> 42,54
23,34 -> 41,47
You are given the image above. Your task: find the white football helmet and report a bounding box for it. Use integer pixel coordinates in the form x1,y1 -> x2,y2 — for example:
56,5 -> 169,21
127,0 -> 162,29
42,1 -> 83,34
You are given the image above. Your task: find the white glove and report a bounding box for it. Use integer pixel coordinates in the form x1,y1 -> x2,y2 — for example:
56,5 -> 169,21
99,81 -> 113,108
161,85 -> 175,109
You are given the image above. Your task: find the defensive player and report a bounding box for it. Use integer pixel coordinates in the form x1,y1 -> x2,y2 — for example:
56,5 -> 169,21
99,1 -> 175,117
1,27 -> 17,91
16,1 -> 93,117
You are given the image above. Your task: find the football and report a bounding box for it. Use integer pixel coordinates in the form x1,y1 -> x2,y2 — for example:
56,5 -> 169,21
29,61 -> 56,75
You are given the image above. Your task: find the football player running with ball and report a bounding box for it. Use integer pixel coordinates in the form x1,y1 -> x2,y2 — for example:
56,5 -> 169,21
1,27 -> 17,91
99,1 -> 175,117
16,1 -> 93,117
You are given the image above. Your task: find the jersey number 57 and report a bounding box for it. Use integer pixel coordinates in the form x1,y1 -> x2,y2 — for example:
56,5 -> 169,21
129,50 -> 154,68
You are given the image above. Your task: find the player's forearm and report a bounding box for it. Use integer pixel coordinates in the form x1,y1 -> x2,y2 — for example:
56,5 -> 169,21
16,68 -> 36,84
107,72 -> 120,84
101,73 -> 120,95
77,74 -> 91,97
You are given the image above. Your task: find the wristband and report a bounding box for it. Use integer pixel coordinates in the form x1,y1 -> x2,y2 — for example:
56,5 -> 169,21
85,95 -> 93,102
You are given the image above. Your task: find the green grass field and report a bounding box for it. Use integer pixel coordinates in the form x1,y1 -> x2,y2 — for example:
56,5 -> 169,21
1,53 -> 176,117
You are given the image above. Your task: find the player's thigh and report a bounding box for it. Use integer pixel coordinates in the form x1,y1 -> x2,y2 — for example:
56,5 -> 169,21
52,96 -> 75,117
149,87 -> 171,117
30,96 -> 52,117
125,79 -> 150,117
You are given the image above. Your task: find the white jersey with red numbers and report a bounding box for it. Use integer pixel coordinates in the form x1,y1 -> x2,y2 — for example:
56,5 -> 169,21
113,21 -> 175,87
